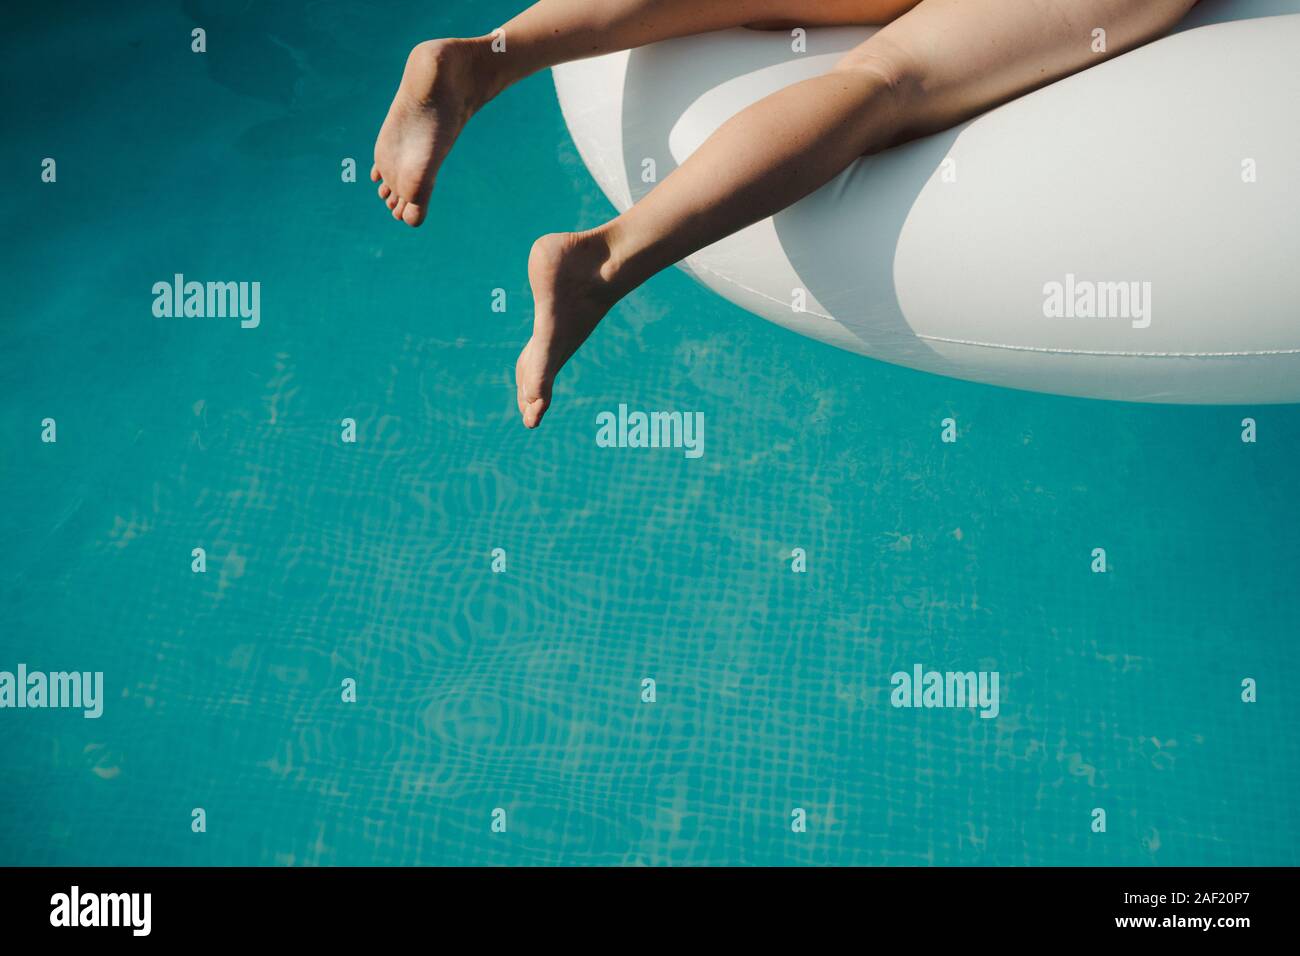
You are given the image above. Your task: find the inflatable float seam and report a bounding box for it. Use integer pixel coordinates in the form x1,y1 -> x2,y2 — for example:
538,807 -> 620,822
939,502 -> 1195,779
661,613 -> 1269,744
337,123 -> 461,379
913,335 -> 1300,359
685,261 -> 839,324
690,262 -> 1299,359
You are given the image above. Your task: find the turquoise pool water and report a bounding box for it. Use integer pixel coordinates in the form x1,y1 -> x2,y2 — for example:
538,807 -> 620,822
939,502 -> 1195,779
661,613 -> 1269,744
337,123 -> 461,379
2,0 -> 1298,867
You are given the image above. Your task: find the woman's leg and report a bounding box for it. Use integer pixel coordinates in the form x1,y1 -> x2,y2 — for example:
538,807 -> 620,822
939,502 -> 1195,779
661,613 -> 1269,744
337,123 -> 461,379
515,0 -> 1197,427
371,0 -> 919,226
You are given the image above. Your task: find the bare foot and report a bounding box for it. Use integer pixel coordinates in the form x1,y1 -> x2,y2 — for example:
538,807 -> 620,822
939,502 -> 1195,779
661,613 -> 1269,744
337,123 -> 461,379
371,37 -> 498,227
516,231 -> 623,429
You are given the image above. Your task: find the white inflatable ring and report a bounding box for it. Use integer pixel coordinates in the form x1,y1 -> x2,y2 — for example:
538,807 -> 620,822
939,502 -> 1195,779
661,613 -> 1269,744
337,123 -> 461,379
553,1 -> 1300,404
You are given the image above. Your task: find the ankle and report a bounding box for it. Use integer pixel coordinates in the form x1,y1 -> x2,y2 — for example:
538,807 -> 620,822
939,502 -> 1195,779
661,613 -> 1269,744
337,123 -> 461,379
570,227 -> 629,293
585,221 -> 666,296
463,32 -> 526,104
403,36 -> 505,112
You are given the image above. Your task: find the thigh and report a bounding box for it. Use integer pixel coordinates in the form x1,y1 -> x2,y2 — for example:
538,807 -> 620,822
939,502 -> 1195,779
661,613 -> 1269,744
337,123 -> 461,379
866,0 -> 1200,135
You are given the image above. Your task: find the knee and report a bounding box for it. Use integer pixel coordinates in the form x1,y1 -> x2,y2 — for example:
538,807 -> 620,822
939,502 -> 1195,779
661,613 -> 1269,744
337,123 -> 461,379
832,38 -> 925,138
832,37 -> 924,104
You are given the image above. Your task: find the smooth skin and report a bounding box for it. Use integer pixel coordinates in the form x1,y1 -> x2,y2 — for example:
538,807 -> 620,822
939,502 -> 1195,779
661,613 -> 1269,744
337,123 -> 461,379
371,0 -> 1198,428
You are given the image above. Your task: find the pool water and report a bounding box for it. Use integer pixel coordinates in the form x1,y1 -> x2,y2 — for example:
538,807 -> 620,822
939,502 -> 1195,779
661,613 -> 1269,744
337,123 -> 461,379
2,0 -> 1297,866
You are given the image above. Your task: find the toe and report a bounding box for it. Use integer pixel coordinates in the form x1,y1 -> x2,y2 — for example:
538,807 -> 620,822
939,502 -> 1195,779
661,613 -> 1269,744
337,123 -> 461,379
402,202 -> 425,227
370,164 -> 381,182
392,198 -> 407,221
378,182 -> 391,200
521,375 -> 552,429
386,194 -> 398,211
523,395 -> 550,429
